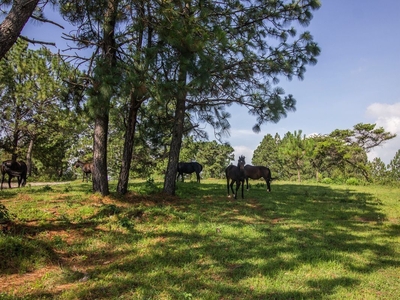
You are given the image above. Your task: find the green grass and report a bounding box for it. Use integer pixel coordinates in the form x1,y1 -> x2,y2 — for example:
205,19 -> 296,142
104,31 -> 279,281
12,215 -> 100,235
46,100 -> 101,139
0,179 -> 399,299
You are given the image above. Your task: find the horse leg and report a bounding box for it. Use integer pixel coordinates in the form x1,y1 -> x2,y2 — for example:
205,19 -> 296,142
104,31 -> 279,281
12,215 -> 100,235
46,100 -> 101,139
0,173 -> 4,190
20,175 -> 26,187
230,179 -> 236,199
227,177 -> 230,197
196,172 -> 200,183
8,174 -> 12,189
246,178 -> 249,191
230,179 -> 236,198
266,179 -> 271,192
234,180 -> 241,200
241,179 -> 244,199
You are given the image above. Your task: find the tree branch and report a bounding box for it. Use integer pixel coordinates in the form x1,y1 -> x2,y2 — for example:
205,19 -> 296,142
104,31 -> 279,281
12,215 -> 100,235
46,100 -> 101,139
19,35 -> 56,47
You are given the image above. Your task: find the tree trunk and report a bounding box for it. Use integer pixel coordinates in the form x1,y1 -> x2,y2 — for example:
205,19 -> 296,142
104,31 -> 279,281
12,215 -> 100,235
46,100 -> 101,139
116,0 -> 148,194
163,66 -> 187,195
117,91 -> 141,195
163,97 -> 185,195
92,0 -> 119,196
26,138 -> 34,176
0,0 -> 40,60
93,116 -> 109,195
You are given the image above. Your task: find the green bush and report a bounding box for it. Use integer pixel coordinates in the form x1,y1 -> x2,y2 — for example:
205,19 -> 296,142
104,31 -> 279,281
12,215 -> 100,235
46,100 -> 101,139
346,177 -> 359,185
321,177 -> 333,184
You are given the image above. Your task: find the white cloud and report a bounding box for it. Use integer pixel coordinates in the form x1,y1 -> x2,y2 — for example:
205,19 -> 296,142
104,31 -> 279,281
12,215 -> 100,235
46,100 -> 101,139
232,145 -> 254,165
366,102 -> 400,164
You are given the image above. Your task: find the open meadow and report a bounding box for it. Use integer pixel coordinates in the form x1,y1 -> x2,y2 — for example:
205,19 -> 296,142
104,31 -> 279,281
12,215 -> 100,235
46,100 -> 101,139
0,179 -> 399,299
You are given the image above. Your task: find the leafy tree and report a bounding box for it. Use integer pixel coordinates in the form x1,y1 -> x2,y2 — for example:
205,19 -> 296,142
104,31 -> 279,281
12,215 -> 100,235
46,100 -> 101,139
311,134 -> 366,181
252,133 -> 281,177
56,0 -> 320,196
388,149 -> 400,182
330,123 -> 396,153
195,140 -> 234,179
161,0 -> 321,195
279,130 -> 311,182
60,0 -> 122,195
368,157 -> 389,184
328,123 -> 395,181
0,40 -> 83,177
179,137 -> 200,162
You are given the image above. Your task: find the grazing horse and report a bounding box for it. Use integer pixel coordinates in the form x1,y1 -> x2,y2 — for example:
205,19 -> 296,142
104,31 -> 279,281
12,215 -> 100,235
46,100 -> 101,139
244,165 -> 273,192
1,160 -> 27,190
176,162 -> 203,183
225,155 -> 246,199
74,160 -> 93,182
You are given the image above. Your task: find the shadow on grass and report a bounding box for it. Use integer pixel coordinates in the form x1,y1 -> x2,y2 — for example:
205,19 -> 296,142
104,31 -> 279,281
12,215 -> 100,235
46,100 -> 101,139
1,180 -> 399,299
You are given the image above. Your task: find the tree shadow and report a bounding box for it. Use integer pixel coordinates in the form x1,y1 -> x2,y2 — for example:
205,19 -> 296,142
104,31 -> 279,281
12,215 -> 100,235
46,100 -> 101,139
1,181 -> 399,299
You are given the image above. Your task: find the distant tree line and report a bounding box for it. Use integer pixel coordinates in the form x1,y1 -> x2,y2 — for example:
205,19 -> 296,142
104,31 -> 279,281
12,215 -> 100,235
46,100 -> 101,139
252,123 -> 398,185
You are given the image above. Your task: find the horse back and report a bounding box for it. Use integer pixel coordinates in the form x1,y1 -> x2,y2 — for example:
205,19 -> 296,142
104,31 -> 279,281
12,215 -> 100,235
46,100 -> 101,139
244,165 -> 271,180
225,165 -> 234,177
178,162 -> 202,174
83,163 -> 93,173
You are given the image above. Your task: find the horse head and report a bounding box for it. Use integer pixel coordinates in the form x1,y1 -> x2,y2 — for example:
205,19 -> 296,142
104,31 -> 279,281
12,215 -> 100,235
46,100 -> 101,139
237,155 -> 246,170
74,160 -> 83,168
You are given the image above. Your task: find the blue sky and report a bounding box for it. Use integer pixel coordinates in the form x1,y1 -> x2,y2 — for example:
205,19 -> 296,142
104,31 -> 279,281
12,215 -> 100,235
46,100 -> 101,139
18,0 -> 400,165
225,0 -> 400,165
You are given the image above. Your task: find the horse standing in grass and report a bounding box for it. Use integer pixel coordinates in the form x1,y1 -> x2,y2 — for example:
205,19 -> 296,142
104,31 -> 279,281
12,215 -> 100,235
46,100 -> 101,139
225,155 -> 246,199
176,162 -> 203,183
1,159 -> 27,190
74,160 -> 93,182
244,165 -> 273,192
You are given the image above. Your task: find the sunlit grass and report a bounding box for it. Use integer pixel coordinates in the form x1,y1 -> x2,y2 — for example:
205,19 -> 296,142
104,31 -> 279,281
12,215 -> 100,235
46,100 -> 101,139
0,179 -> 399,299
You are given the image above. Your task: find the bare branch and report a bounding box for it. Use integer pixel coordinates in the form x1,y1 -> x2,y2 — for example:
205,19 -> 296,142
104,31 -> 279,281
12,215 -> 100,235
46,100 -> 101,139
30,15 -> 65,29
19,35 -> 56,47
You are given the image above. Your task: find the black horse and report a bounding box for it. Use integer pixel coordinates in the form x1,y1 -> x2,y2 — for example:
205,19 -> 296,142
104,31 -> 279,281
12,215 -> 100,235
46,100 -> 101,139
244,165 -> 273,192
1,160 -> 27,190
225,155 -> 246,199
176,162 -> 203,183
74,160 -> 93,182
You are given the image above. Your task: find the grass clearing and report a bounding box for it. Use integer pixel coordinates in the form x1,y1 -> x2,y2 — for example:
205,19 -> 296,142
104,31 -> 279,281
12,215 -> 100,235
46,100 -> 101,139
0,179 -> 399,299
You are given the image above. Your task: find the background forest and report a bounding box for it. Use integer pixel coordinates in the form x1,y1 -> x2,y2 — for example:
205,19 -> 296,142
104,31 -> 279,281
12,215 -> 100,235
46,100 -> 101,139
0,42 -> 399,186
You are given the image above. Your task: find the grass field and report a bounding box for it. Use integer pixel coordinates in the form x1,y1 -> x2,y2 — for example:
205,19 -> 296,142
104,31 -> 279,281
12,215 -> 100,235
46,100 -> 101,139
0,179 -> 399,299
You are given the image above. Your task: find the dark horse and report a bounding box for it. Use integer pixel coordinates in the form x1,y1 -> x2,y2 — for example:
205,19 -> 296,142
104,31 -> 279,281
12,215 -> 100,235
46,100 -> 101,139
74,160 -> 93,182
1,160 -> 27,190
225,155 -> 246,199
176,162 -> 203,183
244,165 -> 273,192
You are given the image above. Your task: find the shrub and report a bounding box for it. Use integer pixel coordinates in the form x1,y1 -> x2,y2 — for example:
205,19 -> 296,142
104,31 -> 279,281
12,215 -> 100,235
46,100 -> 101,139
346,177 -> 359,185
321,177 -> 333,184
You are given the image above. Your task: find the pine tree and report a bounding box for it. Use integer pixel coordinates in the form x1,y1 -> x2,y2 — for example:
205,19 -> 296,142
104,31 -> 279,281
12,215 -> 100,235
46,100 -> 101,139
388,150 -> 400,181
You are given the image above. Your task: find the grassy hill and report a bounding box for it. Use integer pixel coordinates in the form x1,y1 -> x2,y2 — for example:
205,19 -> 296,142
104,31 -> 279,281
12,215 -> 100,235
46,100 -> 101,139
1,179 -> 399,299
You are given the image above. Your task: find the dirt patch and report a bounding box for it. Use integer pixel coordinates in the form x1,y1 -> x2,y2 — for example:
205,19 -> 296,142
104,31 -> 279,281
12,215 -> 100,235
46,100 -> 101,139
1,181 -> 73,189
